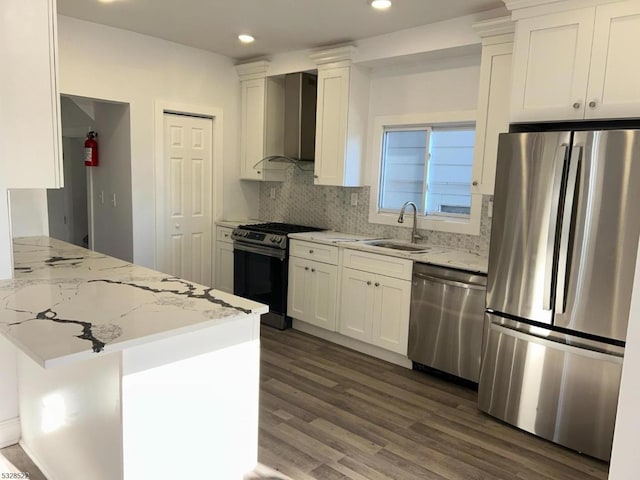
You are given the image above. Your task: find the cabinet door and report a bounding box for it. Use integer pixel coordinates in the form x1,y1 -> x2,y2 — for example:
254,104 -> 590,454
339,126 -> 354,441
510,8 -> 595,122
586,1 -> 640,119
215,242 -> 234,294
371,275 -> 411,355
307,262 -> 338,331
314,67 -> 349,186
240,78 -> 266,180
339,267 -> 374,343
472,42 -> 513,196
287,257 -> 309,321
0,0 -> 62,188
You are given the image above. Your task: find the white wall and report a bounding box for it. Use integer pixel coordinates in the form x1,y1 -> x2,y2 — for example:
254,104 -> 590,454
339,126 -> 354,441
0,189 -> 12,280
0,189 -> 18,447
610,248 -> 640,478
91,102 -> 134,262
368,56 -> 480,117
55,15 -> 259,268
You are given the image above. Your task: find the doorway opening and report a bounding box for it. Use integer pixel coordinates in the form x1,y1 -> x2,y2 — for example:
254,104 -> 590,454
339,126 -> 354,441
47,95 -> 133,262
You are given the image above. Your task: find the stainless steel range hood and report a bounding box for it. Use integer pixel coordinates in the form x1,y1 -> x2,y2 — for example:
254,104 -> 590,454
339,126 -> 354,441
283,72 -> 317,162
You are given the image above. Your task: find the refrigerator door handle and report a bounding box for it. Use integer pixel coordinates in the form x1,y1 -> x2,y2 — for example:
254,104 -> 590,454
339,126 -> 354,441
556,145 -> 582,314
543,144 -> 570,311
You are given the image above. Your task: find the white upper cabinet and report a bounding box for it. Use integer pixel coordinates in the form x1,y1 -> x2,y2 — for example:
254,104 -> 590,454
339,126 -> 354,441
510,0 -> 640,122
310,46 -> 370,187
585,1 -> 640,118
472,17 -> 514,196
236,61 -> 287,181
511,8 -> 595,122
0,0 -> 63,188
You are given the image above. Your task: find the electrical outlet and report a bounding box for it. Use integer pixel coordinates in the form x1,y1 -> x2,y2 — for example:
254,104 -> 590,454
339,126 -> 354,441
270,187 -> 276,199
350,192 -> 358,206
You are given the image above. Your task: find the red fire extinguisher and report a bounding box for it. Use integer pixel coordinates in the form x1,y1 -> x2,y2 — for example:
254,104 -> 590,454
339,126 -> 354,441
84,131 -> 99,167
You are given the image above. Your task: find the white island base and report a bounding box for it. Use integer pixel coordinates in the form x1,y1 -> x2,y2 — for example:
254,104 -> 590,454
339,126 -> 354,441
17,314 -> 260,480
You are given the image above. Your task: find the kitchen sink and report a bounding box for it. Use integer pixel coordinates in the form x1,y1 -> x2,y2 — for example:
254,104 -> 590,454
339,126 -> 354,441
365,240 -> 430,253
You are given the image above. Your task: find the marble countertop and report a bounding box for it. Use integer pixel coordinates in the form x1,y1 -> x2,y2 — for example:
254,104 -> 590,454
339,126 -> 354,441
288,231 -> 488,274
288,231 -> 382,243
0,237 -> 267,369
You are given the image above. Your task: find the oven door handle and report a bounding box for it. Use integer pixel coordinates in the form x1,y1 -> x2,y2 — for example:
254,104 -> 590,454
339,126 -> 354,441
233,242 -> 286,260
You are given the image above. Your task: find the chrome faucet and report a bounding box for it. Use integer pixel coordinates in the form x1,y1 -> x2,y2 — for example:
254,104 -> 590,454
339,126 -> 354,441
398,201 -> 422,244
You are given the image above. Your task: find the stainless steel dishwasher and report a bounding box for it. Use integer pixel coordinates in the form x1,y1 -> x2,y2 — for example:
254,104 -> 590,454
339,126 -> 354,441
408,263 -> 487,383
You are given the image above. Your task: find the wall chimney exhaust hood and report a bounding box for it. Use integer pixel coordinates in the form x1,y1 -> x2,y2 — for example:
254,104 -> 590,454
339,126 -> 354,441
254,72 -> 317,169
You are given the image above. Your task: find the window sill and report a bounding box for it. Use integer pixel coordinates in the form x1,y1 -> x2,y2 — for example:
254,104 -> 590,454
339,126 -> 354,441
368,194 -> 482,236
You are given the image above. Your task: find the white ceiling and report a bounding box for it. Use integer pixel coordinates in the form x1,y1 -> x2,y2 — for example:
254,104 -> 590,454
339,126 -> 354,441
57,0 -> 505,61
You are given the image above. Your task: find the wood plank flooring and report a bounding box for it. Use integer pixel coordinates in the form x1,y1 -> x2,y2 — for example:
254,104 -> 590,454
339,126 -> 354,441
258,326 -> 609,480
1,326 -> 610,479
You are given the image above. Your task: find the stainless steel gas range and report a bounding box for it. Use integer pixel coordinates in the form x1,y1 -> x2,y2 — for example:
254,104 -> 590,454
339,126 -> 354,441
231,222 -> 323,329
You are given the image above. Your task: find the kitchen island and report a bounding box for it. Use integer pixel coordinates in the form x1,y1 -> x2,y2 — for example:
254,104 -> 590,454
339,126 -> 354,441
0,237 -> 267,480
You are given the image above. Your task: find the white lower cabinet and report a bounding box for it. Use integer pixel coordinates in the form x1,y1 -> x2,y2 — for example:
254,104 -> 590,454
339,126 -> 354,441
215,226 -> 234,293
339,250 -> 412,355
287,240 -> 339,331
288,257 -> 338,330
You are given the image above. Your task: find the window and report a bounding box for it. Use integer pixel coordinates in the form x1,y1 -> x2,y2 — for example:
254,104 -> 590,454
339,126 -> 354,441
379,125 -> 475,217
368,111 -> 481,236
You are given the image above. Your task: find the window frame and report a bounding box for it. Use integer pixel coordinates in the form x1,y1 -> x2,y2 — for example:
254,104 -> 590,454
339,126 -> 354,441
367,111 -> 482,236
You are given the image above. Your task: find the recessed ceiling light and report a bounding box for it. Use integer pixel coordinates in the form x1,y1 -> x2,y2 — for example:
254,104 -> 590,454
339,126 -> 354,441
370,0 -> 392,10
238,34 -> 255,44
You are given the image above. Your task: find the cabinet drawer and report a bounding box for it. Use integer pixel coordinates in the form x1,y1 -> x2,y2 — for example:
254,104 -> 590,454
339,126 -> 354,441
216,226 -> 234,243
343,248 -> 413,281
290,240 -> 338,265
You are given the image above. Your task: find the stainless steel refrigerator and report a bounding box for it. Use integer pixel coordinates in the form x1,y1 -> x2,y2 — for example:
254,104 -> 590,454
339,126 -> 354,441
478,129 -> 640,462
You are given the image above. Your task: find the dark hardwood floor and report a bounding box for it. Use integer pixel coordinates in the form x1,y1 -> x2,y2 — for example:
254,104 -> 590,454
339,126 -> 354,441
258,326 -> 609,480
1,326 -> 610,479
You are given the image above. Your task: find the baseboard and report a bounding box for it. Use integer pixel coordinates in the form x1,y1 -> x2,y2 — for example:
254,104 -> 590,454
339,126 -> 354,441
0,417 -> 20,449
291,320 -> 413,369
19,440 -> 58,480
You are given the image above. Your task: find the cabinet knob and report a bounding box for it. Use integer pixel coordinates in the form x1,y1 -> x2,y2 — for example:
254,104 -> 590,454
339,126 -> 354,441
311,268 -> 315,273
309,250 -> 314,254
375,282 -> 380,287
472,181 -> 478,187
573,102 -> 581,110
367,281 -> 372,286
305,267 -> 309,271
589,100 -> 597,109
314,175 -> 319,179
257,170 -> 261,174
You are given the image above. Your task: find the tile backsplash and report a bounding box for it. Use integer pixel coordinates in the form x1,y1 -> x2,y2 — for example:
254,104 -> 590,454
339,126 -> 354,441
258,166 -> 491,255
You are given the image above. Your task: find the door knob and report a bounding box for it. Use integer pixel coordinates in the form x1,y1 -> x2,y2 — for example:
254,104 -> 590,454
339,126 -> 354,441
175,224 -> 180,229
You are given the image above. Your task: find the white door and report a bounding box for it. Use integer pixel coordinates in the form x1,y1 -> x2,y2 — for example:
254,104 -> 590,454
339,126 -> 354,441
163,113 -> 213,286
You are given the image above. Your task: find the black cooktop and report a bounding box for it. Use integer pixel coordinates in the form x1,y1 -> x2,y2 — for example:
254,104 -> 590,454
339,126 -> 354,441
238,222 -> 324,235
